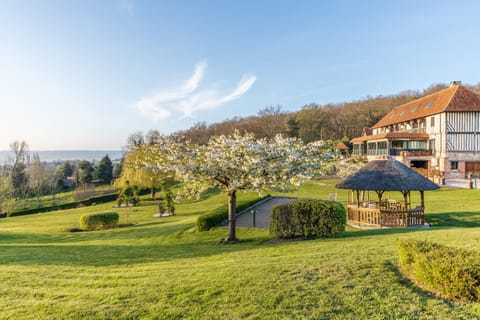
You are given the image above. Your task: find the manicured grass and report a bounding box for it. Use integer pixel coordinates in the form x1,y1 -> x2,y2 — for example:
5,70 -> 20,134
0,181 -> 480,319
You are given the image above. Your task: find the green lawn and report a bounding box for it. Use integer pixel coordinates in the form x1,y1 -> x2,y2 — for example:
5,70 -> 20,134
1,181 -> 480,319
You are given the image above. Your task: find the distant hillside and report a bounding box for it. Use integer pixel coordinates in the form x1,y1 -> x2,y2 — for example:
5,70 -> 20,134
174,82 -> 480,144
0,150 -> 124,163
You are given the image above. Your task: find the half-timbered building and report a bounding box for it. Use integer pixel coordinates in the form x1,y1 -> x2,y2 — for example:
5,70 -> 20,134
351,82 -> 480,183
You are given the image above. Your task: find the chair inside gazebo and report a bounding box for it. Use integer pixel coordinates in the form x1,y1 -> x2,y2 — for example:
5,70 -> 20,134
346,190 -> 425,227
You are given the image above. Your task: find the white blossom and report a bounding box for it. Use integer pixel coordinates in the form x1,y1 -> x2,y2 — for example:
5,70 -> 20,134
135,131 -> 339,240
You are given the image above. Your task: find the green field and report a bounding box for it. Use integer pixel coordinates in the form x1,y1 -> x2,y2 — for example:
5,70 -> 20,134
1,180 -> 480,319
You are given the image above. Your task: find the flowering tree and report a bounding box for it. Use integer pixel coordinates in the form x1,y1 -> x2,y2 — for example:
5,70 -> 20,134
136,131 -> 338,241
334,156 -> 368,177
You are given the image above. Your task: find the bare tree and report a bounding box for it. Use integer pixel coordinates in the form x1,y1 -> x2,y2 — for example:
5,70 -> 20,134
10,140 -> 29,199
28,153 -> 47,207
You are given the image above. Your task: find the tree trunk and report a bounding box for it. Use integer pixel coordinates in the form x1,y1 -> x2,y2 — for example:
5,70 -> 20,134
151,188 -> 156,200
226,190 -> 238,242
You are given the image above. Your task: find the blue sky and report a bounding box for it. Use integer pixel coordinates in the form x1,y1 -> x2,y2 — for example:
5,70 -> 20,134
1,0 -> 480,150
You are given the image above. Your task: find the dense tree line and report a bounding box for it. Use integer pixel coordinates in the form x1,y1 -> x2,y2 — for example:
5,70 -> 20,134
174,82 -> 480,144
174,106 -> 292,144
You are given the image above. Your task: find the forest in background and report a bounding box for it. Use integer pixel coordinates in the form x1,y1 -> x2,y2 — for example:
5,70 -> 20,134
174,82 -> 480,145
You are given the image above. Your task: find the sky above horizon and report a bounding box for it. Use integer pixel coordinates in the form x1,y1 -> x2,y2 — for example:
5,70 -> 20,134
1,0 -> 480,150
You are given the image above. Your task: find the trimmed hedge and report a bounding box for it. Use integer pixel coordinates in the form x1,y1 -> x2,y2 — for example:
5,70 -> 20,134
80,211 -> 119,231
270,199 -> 346,239
398,240 -> 480,302
8,193 -> 118,217
196,194 -> 270,231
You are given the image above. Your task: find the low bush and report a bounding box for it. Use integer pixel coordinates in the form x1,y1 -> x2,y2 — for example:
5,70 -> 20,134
196,194 -> 270,231
398,240 -> 480,302
270,199 -> 346,239
80,211 -> 119,231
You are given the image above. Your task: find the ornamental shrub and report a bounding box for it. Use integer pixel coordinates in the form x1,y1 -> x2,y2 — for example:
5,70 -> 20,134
398,240 -> 480,302
270,199 -> 346,239
80,211 -> 119,231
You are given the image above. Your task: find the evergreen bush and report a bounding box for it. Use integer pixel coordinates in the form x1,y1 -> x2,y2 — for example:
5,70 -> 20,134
398,240 -> 480,302
80,211 -> 119,231
270,199 -> 346,239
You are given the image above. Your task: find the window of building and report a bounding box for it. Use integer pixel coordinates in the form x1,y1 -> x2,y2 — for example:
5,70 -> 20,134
407,140 -> 426,150
430,116 -> 435,127
367,142 -> 376,155
451,161 -> 459,170
429,139 -> 435,153
377,141 -> 387,155
392,140 -> 405,149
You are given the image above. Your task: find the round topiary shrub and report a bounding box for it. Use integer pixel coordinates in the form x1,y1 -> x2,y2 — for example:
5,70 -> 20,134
80,211 -> 119,231
270,199 -> 346,239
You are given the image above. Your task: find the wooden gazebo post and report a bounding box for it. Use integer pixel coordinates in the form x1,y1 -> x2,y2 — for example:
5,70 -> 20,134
420,190 -> 425,225
400,191 -> 410,227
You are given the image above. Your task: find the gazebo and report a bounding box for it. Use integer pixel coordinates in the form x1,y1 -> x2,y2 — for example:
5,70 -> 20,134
336,158 -> 439,227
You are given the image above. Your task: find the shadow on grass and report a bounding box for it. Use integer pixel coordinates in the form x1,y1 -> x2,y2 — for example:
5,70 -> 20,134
338,226 -> 432,239
0,219 -> 270,267
0,243 -> 234,267
383,260 -> 439,299
426,211 -> 480,227
381,260 -> 470,314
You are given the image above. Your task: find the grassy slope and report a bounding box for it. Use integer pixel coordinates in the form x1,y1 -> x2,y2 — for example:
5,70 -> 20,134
0,181 -> 480,319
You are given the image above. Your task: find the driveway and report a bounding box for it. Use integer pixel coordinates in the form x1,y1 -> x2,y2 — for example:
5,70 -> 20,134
235,197 -> 296,229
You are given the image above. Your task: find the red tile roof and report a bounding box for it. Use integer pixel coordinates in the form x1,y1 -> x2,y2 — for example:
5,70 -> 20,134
336,142 -> 349,150
372,85 -> 480,128
351,132 -> 429,143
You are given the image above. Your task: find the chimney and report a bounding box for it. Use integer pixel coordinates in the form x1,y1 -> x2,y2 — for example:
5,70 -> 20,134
450,81 -> 462,86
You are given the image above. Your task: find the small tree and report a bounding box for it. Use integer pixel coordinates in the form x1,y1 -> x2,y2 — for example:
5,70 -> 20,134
94,155 -> 113,185
0,175 -> 14,213
56,161 -> 74,179
28,153 -> 48,207
164,188 -> 175,215
10,140 -> 29,199
76,160 -> 94,190
137,131 -> 337,241
118,181 -> 139,206
118,181 -> 139,223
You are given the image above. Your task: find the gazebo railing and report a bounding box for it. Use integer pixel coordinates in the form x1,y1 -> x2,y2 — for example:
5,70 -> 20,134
347,206 -> 381,226
347,205 -> 424,227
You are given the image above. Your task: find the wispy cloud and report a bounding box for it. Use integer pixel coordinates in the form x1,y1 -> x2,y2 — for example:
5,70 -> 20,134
136,61 -> 256,121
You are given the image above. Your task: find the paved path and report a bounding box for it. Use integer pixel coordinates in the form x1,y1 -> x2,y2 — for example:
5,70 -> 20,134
235,197 -> 296,229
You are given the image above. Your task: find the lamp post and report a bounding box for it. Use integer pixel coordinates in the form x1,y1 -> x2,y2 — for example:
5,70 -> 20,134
250,209 -> 256,228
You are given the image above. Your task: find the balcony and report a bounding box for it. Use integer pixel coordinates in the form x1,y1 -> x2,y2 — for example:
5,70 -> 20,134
389,127 -> 426,134
389,149 -> 432,157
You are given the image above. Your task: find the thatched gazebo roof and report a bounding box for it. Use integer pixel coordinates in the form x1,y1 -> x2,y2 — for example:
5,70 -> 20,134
336,158 -> 439,191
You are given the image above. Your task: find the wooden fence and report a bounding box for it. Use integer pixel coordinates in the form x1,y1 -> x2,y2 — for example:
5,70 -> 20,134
347,206 -> 424,227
